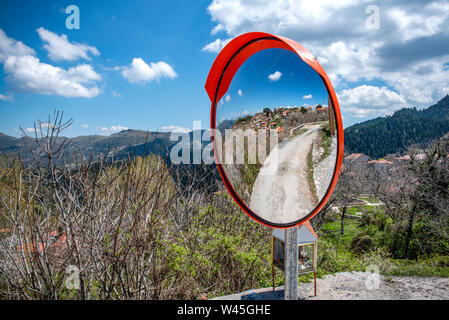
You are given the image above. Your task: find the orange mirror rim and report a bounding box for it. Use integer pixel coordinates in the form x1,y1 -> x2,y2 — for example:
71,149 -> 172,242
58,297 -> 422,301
205,32 -> 344,228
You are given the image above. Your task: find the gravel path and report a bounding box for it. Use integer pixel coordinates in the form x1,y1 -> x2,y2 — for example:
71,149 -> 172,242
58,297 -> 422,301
212,272 -> 449,300
250,124 -> 320,223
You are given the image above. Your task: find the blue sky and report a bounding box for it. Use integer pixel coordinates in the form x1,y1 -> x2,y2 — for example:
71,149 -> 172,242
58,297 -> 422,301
1,0 -> 448,137
0,0 -> 217,137
217,48 -> 328,123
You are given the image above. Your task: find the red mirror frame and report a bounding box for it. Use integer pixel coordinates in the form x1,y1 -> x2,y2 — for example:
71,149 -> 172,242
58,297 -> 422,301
205,32 -> 344,228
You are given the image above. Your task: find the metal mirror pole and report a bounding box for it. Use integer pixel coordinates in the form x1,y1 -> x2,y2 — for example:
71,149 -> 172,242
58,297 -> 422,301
284,227 -> 298,300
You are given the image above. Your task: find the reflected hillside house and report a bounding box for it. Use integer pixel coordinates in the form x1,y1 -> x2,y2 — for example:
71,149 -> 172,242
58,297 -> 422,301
282,110 -> 291,117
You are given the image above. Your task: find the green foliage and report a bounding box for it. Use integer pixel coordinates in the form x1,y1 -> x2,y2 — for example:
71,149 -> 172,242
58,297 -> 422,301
321,219 -> 359,246
165,195 -> 273,298
350,234 -> 376,254
263,107 -> 272,115
307,145 -> 318,203
319,216 -> 449,278
241,162 -> 261,193
234,115 -> 252,126
317,238 -> 364,273
381,219 -> 449,259
385,256 -> 449,277
318,123 -> 332,162
359,195 -> 380,203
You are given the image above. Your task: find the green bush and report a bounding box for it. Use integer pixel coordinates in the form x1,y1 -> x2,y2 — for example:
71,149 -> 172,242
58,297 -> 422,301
350,234 -> 376,254
375,213 -> 389,231
380,219 -> 449,259
358,212 -> 376,227
317,238 -> 364,273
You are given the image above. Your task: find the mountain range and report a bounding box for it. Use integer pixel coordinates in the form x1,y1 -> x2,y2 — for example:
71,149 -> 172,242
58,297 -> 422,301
1,95 -> 449,162
0,129 -> 175,164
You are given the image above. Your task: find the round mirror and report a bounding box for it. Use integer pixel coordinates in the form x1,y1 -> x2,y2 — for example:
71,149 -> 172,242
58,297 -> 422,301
206,33 -> 343,228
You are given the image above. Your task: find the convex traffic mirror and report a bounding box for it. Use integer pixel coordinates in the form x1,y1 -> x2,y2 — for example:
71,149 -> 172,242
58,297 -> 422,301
205,33 -> 344,228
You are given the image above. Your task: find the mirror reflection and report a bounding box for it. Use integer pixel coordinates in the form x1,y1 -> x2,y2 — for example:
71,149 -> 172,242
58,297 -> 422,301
216,48 -> 338,224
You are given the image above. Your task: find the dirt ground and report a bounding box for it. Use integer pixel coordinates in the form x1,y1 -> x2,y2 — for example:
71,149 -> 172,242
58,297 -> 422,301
250,124 -> 320,223
212,272 -> 449,300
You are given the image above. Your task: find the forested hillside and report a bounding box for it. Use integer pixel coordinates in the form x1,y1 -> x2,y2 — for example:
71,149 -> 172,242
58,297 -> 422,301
344,95 -> 449,158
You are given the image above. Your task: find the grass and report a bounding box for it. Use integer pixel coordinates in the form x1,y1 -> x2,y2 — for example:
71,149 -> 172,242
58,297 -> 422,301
318,214 -> 449,278
321,219 -> 360,246
385,256 -> 449,277
307,145 -> 319,204
346,207 -> 361,216
256,209 -> 449,290
240,153 -> 262,196
359,195 -> 380,203
318,123 -> 332,162
290,127 -> 307,137
346,205 -> 383,215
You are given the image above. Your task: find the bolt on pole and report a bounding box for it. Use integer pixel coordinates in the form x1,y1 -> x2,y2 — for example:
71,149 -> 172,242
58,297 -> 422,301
284,226 -> 298,300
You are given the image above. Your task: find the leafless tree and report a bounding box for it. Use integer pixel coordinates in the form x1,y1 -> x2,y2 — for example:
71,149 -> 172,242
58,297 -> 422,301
0,112 -> 270,300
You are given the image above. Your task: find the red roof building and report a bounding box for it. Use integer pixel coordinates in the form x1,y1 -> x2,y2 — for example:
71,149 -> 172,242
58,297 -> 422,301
367,159 -> 392,165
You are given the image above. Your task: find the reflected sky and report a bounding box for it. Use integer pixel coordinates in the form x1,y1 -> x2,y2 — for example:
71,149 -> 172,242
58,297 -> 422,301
217,48 -> 329,123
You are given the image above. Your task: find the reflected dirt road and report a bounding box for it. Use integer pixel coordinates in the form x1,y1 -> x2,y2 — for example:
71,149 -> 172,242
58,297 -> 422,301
250,123 -> 321,223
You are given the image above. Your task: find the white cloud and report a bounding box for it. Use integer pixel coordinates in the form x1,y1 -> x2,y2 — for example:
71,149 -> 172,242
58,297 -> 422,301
0,93 -> 13,101
302,94 -> 312,99
205,0 -> 449,116
268,71 -> 282,82
0,29 -> 101,98
25,127 -> 37,133
231,110 -> 249,119
211,24 -> 226,35
99,125 -> 128,135
3,55 -> 101,98
0,29 -> 35,61
338,85 -> 406,118
388,7 -> 446,42
225,94 -> 231,102
161,125 -> 191,133
202,38 -> 232,53
40,122 -> 53,129
237,89 -> 243,96
37,27 -> 100,61
310,41 -> 382,85
121,58 -> 177,83
112,91 -> 122,98
80,124 -> 88,128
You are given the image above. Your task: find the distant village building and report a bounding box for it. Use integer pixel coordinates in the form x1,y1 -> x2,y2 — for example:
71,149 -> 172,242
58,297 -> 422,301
344,153 -> 370,163
367,159 -> 393,165
367,159 -> 392,173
